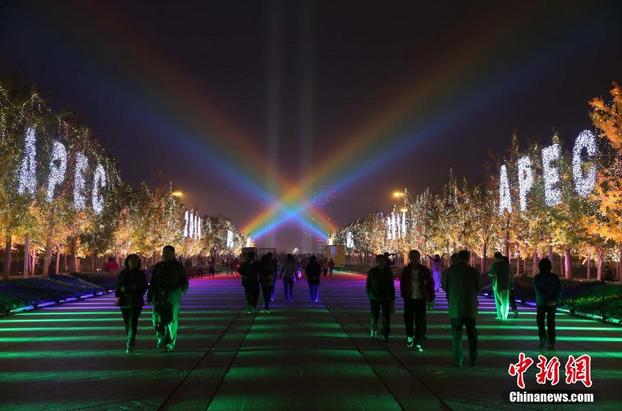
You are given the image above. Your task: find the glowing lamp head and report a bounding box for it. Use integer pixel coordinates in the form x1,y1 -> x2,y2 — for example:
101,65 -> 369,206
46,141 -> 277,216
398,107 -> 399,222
171,191 -> 183,198
392,191 -> 404,199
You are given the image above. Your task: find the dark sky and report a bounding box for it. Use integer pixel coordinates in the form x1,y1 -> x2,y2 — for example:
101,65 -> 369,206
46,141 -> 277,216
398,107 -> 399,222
1,0 -> 621,250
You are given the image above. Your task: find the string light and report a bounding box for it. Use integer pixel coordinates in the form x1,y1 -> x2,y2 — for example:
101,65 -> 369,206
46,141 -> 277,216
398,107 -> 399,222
517,156 -> 533,212
17,127 -> 37,196
73,153 -> 88,209
386,215 -> 392,240
346,231 -> 354,248
401,209 -> 407,237
195,214 -> 200,239
498,164 -> 512,214
572,130 -> 598,197
183,210 -> 189,237
46,140 -> 67,203
392,211 -> 397,239
189,209 -> 194,239
91,163 -> 106,214
542,143 -> 562,206
226,229 -> 234,248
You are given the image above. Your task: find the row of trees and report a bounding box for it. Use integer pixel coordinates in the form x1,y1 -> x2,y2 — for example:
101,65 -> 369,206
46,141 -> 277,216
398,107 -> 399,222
0,82 -> 247,279
332,84 -> 622,281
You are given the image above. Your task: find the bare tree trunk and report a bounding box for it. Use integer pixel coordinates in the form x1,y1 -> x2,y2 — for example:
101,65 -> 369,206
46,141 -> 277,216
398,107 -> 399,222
55,245 -> 60,274
90,249 -> 96,272
30,248 -> 36,275
480,242 -> 488,274
69,237 -> 78,273
619,244 -> 622,283
564,246 -> 572,280
516,252 -> 520,277
531,250 -> 538,277
596,250 -> 603,281
3,233 -> 12,280
43,233 -> 52,276
23,234 -> 30,277
63,252 -> 67,273
586,257 -> 592,280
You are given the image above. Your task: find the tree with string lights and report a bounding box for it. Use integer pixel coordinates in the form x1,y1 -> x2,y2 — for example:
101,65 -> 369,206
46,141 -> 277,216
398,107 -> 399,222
589,83 -> 622,279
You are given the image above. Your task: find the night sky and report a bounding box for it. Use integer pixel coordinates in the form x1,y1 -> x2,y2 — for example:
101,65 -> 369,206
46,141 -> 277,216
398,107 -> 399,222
1,0 -> 621,250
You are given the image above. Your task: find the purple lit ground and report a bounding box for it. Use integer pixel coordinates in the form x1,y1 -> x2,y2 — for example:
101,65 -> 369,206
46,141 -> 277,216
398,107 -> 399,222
0,273 -> 620,410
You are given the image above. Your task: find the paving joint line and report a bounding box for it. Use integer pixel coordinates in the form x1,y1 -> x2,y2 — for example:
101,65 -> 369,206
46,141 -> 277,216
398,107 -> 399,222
319,283 -> 408,411
156,302 -> 255,410
202,308 -> 258,410
321,282 -> 453,411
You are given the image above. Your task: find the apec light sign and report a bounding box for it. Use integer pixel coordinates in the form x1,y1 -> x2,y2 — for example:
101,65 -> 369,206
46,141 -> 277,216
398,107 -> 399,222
498,130 -> 598,214
17,127 -> 108,214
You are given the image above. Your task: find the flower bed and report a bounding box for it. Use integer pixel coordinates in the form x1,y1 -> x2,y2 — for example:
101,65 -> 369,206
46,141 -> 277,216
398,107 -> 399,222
561,283 -> 622,321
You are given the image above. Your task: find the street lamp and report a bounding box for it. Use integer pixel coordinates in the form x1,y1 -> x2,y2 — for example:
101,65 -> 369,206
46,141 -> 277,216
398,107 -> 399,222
172,191 -> 183,198
392,190 -> 404,199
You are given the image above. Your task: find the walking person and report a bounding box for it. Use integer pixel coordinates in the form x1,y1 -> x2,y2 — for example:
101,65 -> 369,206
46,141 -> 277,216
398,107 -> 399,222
306,255 -> 322,303
534,258 -> 562,350
428,254 -> 443,291
321,257 -> 329,277
367,254 -> 395,342
147,245 -> 189,352
105,256 -> 120,273
115,254 -> 148,353
440,253 -> 458,301
270,253 -> 278,302
239,251 -> 260,314
328,258 -> 335,276
400,250 -> 435,351
280,254 -> 297,302
489,252 -> 511,320
442,250 -> 481,366
259,254 -> 275,314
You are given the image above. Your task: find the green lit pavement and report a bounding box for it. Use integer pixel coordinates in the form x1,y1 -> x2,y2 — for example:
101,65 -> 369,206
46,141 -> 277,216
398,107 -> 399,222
320,273 -> 622,411
0,273 -> 620,410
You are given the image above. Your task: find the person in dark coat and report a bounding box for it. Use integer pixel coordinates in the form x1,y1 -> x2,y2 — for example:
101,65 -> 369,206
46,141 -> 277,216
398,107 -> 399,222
239,251 -> 260,314
147,245 -> 189,352
280,254 -> 297,302
306,255 -> 322,303
534,258 -> 562,350
328,259 -> 335,276
442,250 -> 482,366
489,252 -> 511,320
259,254 -> 275,314
115,254 -> 148,353
367,254 -> 396,341
400,250 -> 435,351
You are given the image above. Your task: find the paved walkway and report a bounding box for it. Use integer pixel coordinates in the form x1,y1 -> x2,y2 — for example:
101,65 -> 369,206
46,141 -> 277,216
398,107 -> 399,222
0,273 -> 620,410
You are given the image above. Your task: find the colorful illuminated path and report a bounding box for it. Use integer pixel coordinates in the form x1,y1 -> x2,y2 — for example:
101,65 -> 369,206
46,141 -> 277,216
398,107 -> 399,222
0,273 -> 620,410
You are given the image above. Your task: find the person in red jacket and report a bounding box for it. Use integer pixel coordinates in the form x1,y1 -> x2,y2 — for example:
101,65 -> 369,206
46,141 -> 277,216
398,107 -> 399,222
105,257 -> 119,273
400,250 -> 435,351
